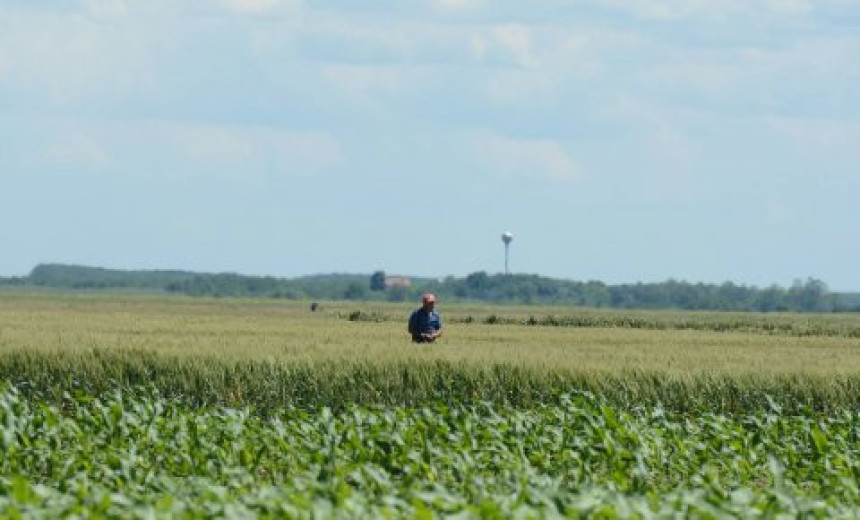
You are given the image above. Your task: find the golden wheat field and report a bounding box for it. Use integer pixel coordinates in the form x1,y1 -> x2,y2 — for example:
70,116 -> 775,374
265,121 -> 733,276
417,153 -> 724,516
2,289 -> 860,378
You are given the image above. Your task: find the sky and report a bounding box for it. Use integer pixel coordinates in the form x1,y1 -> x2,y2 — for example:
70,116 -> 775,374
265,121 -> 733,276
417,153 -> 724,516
1,0 -> 858,290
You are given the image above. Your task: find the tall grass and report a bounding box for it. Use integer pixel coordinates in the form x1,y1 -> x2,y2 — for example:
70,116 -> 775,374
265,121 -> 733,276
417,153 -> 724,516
2,348 -> 860,413
347,306 -> 860,337
2,291 -> 860,412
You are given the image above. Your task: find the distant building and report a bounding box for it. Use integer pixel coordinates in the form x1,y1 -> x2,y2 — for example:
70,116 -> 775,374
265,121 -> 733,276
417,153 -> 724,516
384,275 -> 411,288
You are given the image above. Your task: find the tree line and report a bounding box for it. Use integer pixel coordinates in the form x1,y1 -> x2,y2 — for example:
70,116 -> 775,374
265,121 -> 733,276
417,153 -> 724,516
1,263 -> 856,312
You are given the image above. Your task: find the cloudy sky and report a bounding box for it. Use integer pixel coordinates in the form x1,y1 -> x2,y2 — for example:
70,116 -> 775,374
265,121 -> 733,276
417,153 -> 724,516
1,0 -> 858,289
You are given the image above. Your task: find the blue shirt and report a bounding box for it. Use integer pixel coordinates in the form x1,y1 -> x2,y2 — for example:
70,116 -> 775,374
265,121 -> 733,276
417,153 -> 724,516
408,308 -> 441,340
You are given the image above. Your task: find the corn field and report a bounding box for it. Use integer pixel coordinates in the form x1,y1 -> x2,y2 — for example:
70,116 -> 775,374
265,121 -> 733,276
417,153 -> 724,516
2,291 -> 860,517
2,384 -> 860,518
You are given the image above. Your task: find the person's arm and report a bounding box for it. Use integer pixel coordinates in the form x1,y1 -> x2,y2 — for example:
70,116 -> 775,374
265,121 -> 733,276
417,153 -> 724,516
408,312 -> 417,336
429,314 -> 442,340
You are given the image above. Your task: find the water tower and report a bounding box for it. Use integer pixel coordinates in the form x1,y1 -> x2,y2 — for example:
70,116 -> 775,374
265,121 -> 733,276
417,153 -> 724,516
501,231 -> 513,275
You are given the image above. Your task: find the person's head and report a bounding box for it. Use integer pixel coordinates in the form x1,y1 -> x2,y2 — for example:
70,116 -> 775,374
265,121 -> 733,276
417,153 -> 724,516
421,292 -> 436,310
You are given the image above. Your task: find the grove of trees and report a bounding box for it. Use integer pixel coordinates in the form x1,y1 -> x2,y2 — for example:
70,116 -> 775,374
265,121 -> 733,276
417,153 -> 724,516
1,263 -> 855,312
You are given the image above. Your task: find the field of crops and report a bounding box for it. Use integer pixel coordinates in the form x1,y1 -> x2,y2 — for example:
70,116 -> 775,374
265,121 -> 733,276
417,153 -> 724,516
2,291 -> 860,517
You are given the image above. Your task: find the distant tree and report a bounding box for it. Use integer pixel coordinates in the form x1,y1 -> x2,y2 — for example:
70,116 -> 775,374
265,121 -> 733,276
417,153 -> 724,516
386,286 -> 410,302
754,285 -> 783,312
465,271 -> 489,290
344,282 -> 368,300
14,262 -> 848,312
0,276 -> 26,286
797,278 -> 833,311
582,281 -> 611,307
370,270 -> 386,292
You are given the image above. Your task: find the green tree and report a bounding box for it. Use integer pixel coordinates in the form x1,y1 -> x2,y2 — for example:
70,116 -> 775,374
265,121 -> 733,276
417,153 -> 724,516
344,282 -> 368,300
370,271 -> 386,292
386,286 -> 410,302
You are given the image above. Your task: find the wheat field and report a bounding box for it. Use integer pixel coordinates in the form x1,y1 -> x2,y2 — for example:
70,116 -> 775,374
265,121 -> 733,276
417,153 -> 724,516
2,290 -> 859,376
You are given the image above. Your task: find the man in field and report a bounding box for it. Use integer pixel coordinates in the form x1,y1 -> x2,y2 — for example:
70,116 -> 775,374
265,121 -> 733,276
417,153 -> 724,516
408,292 -> 443,343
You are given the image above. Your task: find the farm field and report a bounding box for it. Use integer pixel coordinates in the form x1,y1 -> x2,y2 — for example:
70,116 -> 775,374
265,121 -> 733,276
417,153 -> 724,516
2,290 -> 860,517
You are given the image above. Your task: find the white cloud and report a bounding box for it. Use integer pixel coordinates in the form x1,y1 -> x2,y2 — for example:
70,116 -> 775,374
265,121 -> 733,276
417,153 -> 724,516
0,6 -> 156,103
476,135 -> 584,183
319,63 -> 431,103
3,1 -> 857,178
765,0 -> 813,16
603,95 -> 702,191
635,32 -> 860,120
83,0 -> 128,18
592,0 -> 744,21
591,0 -> 820,21
29,118 -> 343,180
169,124 -> 257,165
468,23 -> 549,69
645,55 -> 740,100
218,0 -> 302,15
483,70 -> 555,106
766,116 -> 860,160
152,122 -> 343,177
489,24 -> 537,68
47,132 -> 113,169
301,18 -> 426,64
430,0 -> 487,13
538,29 -> 638,79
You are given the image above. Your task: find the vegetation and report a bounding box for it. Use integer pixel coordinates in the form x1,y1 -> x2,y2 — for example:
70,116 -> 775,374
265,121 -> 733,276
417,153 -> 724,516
840,292 -> 860,309
2,292 -> 860,516
347,305 -> 860,338
27,263 -> 198,289
3,384 -> 860,518
2,292 -> 860,411
3,263 -> 856,312
5,348 -> 860,415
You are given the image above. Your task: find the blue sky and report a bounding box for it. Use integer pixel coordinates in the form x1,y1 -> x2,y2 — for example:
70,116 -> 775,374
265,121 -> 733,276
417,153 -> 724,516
1,0 -> 858,290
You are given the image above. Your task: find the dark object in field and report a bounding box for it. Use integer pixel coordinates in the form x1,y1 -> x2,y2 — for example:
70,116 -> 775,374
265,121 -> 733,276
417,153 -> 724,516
310,302 -> 319,312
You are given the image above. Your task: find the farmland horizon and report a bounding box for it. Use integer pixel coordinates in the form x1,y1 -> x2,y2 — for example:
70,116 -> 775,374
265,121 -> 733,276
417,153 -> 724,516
1,261 -> 857,294
4,1 -> 858,310
2,1 -> 859,515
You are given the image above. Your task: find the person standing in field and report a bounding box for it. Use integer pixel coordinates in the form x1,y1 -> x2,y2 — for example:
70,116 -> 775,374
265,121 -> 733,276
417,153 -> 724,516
408,292 -> 443,343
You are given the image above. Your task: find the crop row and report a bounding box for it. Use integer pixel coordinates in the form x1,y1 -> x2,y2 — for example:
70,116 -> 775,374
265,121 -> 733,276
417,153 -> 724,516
345,309 -> 860,338
2,349 -> 860,414
1,383 -> 859,518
